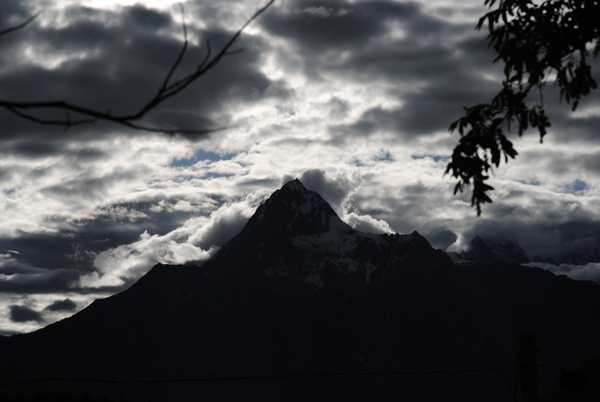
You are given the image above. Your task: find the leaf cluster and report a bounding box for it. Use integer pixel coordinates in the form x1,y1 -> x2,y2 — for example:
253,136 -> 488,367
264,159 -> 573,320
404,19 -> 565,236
446,0 -> 599,215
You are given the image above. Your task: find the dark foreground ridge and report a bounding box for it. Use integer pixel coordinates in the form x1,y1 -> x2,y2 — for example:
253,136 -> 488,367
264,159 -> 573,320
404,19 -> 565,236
2,179 -> 600,401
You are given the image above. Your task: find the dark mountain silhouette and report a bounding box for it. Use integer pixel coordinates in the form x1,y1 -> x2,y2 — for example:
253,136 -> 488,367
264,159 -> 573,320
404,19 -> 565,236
2,179 -> 600,401
461,235 -> 532,264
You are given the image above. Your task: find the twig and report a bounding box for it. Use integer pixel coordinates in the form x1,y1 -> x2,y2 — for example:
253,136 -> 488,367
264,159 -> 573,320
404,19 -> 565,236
0,1 -> 275,135
0,11 -> 42,37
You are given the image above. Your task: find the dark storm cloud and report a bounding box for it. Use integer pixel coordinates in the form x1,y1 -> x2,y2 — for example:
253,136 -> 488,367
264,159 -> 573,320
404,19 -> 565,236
128,4 -> 173,29
326,46 -> 498,140
235,177 -> 280,190
260,0 -> 432,76
328,94 -> 479,141
340,23 -> 484,83
328,107 -> 392,139
292,169 -> 359,212
0,219 -> 159,275
424,228 -> 458,251
194,211 -> 254,250
2,141 -> 62,158
3,230 -> 107,273
367,181 -> 428,215
2,199 -> 212,271
261,0 -> 418,51
0,0 -> 31,31
40,168 -> 141,200
260,0 -> 436,84
326,90 -> 496,145
0,267 -> 80,293
260,0 -> 500,141
324,97 -> 350,120
0,233 -> 81,270
9,305 -> 43,323
508,147 -> 600,181
45,298 -> 77,312
549,115 -> 600,144
0,251 -> 125,294
349,178 -> 471,236
0,139 -> 108,163
77,201 -> 200,237
394,77 -> 502,135
0,200 -> 196,293
0,2 -> 272,147
580,151 -> 600,174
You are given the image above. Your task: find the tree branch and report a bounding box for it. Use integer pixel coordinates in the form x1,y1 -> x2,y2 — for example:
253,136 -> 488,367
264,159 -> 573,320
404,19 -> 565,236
0,0 -> 275,135
0,11 -> 41,37
447,0 -> 599,215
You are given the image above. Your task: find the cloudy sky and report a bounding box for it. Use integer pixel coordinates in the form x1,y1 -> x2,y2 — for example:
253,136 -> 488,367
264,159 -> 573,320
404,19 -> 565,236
1,0 -> 599,334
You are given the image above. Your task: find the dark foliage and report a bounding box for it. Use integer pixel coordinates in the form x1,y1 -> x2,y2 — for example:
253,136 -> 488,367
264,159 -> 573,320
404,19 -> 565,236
446,0 -> 599,214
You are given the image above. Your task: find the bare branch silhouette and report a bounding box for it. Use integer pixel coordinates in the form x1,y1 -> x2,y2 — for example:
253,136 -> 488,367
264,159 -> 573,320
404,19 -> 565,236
0,11 -> 41,37
0,0 -> 275,135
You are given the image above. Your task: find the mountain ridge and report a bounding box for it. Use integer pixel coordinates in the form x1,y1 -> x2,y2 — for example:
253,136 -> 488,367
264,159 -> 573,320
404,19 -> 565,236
2,179 -> 600,401
460,235 -> 531,264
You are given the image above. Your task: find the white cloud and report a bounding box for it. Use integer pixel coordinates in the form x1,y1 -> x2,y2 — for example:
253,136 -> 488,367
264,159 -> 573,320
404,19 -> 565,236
81,230 -> 213,288
299,6 -> 332,18
81,189 -> 271,288
97,206 -> 149,222
344,212 -> 394,234
299,6 -> 351,18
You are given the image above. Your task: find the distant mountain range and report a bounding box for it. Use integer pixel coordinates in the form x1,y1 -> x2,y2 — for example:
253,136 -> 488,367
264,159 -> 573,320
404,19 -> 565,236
458,234 -> 600,267
533,248 -> 600,266
458,235 -> 532,264
1,179 -> 600,401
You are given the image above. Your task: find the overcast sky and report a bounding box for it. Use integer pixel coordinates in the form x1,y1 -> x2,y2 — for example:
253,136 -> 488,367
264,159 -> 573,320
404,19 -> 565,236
1,0 -> 599,334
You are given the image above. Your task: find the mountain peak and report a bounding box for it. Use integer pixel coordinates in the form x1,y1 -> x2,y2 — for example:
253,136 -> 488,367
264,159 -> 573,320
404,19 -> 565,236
281,178 -> 307,193
462,235 -> 531,264
472,235 -> 484,243
240,179 -> 341,236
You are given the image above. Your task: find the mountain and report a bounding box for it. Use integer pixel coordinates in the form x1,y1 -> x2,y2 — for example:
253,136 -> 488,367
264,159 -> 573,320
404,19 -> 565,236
461,235 -> 532,264
2,179 -> 600,401
532,246 -> 600,266
461,235 -> 600,267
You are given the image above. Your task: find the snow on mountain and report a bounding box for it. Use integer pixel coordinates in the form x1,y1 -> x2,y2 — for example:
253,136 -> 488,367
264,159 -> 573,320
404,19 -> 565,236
225,178 -> 438,288
461,234 -> 600,269
461,235 -> 531,264
239,178 -> 339,235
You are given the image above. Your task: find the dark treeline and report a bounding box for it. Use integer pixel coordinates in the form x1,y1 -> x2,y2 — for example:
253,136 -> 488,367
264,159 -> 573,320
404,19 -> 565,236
0,390 -> 137,402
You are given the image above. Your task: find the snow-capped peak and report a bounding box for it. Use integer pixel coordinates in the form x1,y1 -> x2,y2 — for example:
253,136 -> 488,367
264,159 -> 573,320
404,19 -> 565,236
239,179 -> 342,236
283,178 -> 306,193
